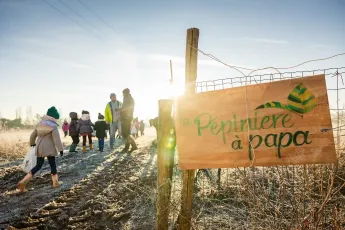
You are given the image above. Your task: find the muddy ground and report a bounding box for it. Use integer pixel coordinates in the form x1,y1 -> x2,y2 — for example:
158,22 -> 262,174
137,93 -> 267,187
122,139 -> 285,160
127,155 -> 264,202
0,128 -> 158,230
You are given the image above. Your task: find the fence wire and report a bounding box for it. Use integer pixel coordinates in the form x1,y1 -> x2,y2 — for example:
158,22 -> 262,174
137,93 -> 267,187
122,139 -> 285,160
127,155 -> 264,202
168,67 -> 345,230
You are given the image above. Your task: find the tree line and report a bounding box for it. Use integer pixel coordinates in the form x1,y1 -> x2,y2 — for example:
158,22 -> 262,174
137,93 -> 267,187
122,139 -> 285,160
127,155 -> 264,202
0,114 -> 65,131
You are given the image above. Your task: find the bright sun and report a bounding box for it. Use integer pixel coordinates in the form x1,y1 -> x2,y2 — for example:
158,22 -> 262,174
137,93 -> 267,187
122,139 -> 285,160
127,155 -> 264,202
133,81 -> 185,121
169,82 -> 185,98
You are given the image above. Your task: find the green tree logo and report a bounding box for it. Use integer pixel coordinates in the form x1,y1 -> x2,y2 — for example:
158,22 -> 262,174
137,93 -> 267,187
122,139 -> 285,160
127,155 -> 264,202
255,83 -> 317,116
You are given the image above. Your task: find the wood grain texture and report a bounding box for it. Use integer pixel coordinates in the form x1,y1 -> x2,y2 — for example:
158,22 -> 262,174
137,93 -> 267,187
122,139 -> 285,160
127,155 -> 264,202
178,28 -> 199,230
156,100 -> 174,230
175,74 -> 337,169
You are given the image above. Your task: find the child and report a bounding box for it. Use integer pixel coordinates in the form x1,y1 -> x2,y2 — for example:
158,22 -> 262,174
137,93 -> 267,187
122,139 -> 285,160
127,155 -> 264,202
68,112 -> 80,153
77,110 -> 94,153
134,118 -> 140,137
139,120 -> 145,136
17,106 -> 63,192
94,113 -> 108,152
62,119 -> 69,137
131,121 -> 137,138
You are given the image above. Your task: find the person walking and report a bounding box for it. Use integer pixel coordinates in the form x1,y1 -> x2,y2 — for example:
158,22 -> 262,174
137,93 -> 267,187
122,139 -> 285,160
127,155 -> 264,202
134,118 -> 140,138
131,120 -> 137,138
94,113 -> 108,152
62,119 -> 69,137
139,120 -> 145,136
78,110 -> 94,153
17,106 -> 63,192
120,88 -> 137,153
68,112 -> 80,153
149,117 -> 158,137
105,93 -> 122,149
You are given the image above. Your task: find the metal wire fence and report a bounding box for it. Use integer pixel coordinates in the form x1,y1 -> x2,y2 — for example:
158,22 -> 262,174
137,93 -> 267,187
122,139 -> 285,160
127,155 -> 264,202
168,67 -> 345,229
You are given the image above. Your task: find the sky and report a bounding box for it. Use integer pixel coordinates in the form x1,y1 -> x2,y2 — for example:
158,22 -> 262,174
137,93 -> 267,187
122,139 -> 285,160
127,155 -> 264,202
0,0 -> 344,122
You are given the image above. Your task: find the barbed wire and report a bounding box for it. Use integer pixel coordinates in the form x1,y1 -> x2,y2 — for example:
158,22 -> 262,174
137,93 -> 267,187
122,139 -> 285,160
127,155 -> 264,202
196,68 -> 345,86
189,44 -> 345,74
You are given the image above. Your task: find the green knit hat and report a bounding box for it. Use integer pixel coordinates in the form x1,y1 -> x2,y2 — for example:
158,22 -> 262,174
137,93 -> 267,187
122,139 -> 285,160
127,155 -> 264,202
47,106 -> 60,119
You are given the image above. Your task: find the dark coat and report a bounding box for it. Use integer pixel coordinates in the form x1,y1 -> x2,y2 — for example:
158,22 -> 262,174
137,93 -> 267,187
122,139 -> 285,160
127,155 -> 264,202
94,120 -> 108,139
78,114 -> 94,135
69,112 -> 79,137
69,120 -> 79,137
120,94 -> 135,121
139,121 -> 145,132
149,117 -> 175,137
149,117 -> 158,131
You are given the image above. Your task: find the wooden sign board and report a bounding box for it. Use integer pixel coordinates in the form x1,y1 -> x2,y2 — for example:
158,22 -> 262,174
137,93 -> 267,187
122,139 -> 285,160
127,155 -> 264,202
174,74 -> 337,169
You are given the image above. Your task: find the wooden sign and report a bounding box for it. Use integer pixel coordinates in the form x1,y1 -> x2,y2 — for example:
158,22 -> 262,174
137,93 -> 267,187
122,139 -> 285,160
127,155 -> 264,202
174,74 -> 337,169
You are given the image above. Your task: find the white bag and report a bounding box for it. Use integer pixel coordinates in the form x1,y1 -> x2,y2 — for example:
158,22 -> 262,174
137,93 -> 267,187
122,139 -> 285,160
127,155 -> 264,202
131,124 -> 137,135
21,147 -> 37,173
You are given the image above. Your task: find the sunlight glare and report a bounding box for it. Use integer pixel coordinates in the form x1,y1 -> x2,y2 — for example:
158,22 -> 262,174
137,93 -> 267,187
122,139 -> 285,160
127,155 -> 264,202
169,81 -> 185,98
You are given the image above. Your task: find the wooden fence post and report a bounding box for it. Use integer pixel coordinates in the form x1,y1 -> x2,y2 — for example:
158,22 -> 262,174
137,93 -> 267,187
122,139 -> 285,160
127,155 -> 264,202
170,60 -> 174,86
178,27 -> 199,230
156,99 -> 174,230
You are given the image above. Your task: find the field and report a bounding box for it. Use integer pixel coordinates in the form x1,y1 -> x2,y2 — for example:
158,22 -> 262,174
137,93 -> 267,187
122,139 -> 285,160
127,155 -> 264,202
0,128 -> 159,229
0,130 -> 72,164
0,126 -> 344,229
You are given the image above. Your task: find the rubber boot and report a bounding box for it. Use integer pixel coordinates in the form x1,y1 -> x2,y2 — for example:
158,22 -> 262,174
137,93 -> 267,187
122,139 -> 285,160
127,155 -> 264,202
69,143 -> 74,152
89,144 -> 93,151
18,172 -> 33,192
82,146 -> 86,153
120,143 -> 130,153
51,174 -> 62,188
69,143 -> 77,153
74,143 -> 79,152
128,136 -> 138,153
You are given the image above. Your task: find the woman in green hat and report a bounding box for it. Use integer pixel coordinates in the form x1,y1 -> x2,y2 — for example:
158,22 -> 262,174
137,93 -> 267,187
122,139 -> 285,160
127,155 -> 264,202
17,106 -> 64,192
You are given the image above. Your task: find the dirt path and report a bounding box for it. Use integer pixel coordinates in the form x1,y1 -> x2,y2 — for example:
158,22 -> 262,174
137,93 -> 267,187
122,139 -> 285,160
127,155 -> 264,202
0,128 -> 158,230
